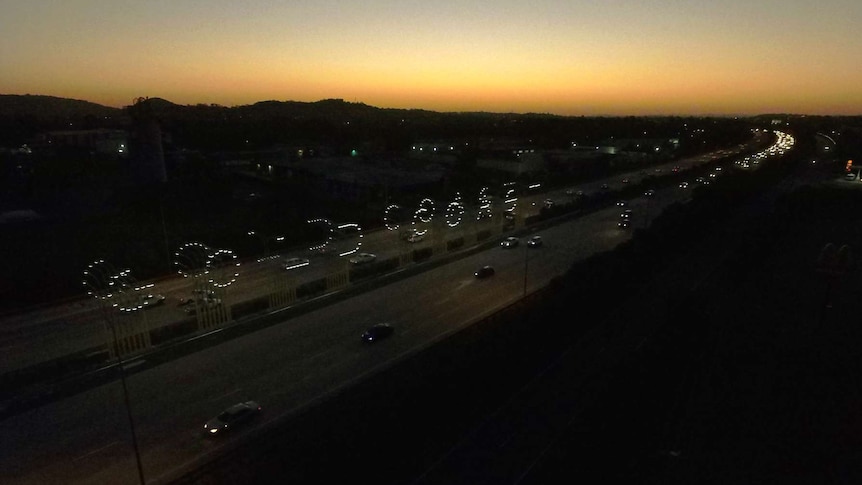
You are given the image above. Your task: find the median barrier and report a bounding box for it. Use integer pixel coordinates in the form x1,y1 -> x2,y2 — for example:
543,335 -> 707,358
297,278 -> 327,299
412,247 -> 433,262
233,296 -> 270,320
149,317 -> 197,346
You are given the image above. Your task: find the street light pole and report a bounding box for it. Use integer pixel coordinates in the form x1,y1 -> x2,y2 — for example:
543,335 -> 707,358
83,261 -> 146,485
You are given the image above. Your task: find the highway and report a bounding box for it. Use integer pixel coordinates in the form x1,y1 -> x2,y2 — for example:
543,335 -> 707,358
0,187 -> 681,484
0,133 -> 789,485
0,135 -> 764,376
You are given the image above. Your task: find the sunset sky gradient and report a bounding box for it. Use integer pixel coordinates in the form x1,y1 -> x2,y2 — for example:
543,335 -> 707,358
3,0 -> 861,115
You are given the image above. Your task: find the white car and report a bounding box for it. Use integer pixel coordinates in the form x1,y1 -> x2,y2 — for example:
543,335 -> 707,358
140,294 -> 166,308
527,235 -> 543,247
349,252 -> 377,265
283,257 -> 309,270
500,237 -> 519,248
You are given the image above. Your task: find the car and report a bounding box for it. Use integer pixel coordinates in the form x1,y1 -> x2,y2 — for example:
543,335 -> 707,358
616,200 -> 627,207
401,229 -> 425,243
600,183 -> 609,190
565,188 -> 576,196
845,172 -> 856,181
178,289 -> 219,307
618,219 -> 630,228
527,235 -> 543,247
621,178 -> 630,184
349,252 -> 377,265
619,209 -> 632,219
140,294 -> 165,308
695,176 -> 706,184
501,237 -> 519,248
474,266 -> 495,279
184,295 -> 222,315
283,257 -> 310,270
671,166 -> 680,173
644,189 -> 655,197
679,182 -> 689,189
204,401 -> 261,436
361,323 -> 394,343
543,198 -> 554,208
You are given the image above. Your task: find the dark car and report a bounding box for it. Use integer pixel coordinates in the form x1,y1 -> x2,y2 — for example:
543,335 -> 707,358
475,266 -> 496,279
361,323 -> 394,343
527,235 -> 543,247
204,401 -> 261,436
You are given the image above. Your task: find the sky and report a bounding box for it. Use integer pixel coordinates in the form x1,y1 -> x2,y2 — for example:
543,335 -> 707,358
2,0 -> 861,116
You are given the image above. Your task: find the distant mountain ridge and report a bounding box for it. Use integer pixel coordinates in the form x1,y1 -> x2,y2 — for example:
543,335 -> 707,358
0,94 -> 121,120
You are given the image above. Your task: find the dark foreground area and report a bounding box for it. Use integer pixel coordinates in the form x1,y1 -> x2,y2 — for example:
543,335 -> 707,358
174,162 -> 862,484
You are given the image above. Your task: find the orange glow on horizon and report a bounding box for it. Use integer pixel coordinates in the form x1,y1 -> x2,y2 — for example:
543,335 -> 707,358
4,0 -> 861,116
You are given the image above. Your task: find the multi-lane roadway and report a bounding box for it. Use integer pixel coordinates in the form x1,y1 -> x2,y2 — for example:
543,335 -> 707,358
0,132 -> 788,485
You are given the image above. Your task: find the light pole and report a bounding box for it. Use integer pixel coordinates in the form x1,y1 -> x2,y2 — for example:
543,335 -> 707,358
82,260 -> 146,485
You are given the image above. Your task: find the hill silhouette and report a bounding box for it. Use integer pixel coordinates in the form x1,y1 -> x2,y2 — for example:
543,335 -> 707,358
0,94 -> 121,121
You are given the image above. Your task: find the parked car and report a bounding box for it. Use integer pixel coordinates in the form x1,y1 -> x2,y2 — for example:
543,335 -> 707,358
361,323 -> 394,343
527,235 -> 543,247
474,266 -> 496,279
501,237 -> 519,248
349,252 -> 377,265
204,401 -> 261,436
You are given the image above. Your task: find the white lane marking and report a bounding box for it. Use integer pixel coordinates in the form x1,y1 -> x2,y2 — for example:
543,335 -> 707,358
73,440 -> 121,462
185,327 -> 224,343
211,388 -> 241,402
121,359 -> 146,371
